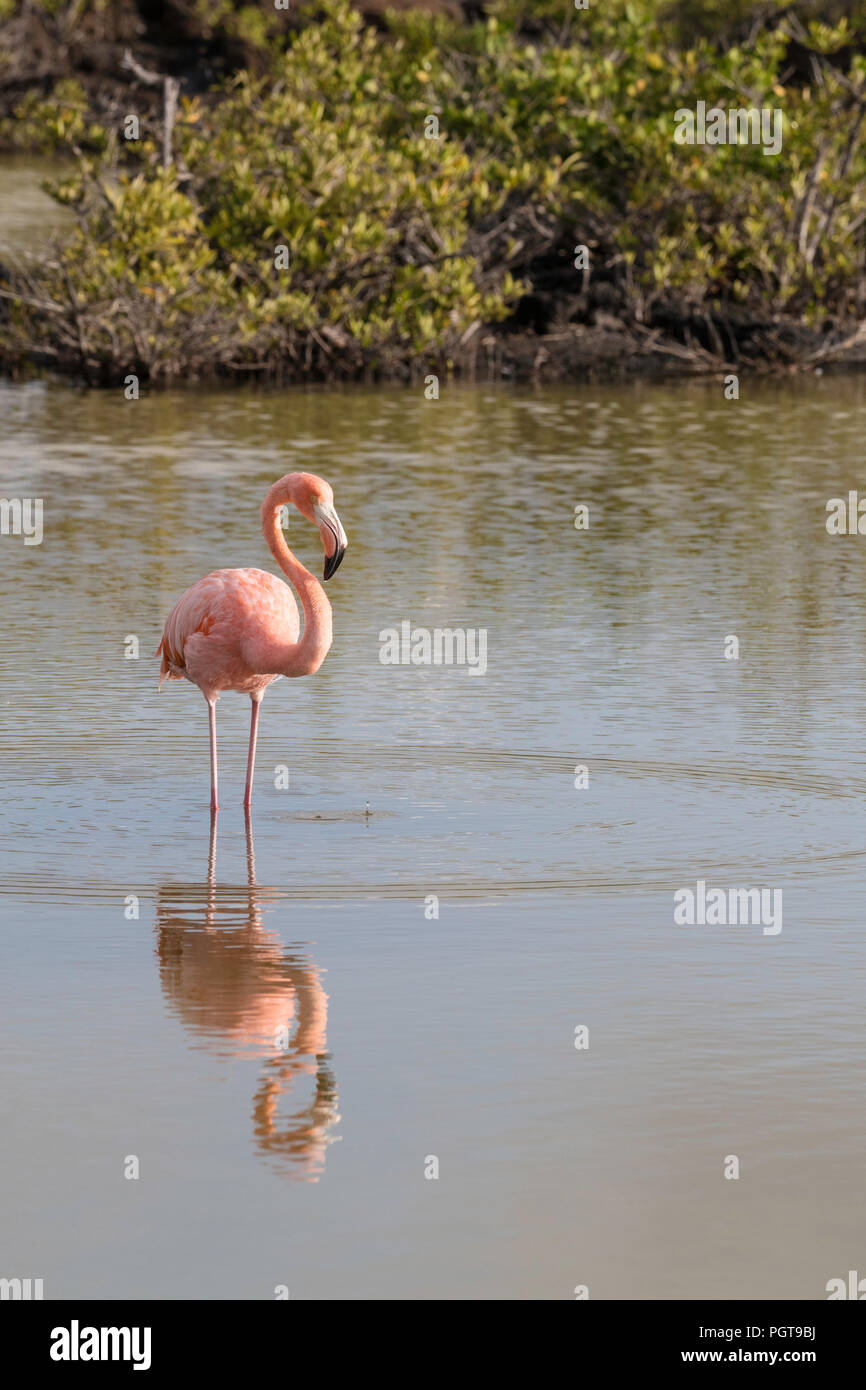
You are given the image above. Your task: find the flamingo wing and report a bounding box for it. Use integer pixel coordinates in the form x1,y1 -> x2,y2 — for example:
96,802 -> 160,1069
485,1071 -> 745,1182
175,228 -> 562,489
157,569 -> 298,697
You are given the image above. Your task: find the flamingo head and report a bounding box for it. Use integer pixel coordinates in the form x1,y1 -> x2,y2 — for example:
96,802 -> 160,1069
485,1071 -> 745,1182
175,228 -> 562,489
286,473 -> 348,581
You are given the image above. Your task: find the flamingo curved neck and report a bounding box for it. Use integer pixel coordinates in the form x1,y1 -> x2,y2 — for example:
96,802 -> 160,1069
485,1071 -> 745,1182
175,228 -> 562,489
260,486 -> 333,678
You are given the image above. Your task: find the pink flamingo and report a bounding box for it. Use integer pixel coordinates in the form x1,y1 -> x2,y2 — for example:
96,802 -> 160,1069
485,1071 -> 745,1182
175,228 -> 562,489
157,472 -> 348,812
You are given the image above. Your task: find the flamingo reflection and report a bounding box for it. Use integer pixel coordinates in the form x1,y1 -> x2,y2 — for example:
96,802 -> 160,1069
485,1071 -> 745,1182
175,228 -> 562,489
155,814 -> 340,1179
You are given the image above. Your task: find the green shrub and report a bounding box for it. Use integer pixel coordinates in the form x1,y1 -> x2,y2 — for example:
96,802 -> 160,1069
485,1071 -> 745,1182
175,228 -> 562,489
2,0 -> 866,379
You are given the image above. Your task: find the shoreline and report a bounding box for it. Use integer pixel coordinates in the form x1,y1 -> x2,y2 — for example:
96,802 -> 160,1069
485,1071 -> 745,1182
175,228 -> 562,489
3,316 -> 866,389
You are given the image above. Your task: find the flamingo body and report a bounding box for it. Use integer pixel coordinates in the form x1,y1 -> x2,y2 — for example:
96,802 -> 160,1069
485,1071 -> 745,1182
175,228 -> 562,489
158,568 -> 299,702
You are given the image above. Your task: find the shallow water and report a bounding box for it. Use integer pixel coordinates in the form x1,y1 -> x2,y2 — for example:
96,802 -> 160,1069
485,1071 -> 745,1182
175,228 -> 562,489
1,369 -> 866,1299
0,156 -> 72,257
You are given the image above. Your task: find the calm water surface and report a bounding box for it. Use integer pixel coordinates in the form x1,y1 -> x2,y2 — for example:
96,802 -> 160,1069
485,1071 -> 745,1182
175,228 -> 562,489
0,156 -> 72,256
1,369 -> 865,1299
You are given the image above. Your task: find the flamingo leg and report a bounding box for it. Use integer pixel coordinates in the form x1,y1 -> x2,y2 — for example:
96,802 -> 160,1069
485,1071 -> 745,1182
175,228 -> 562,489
243,695 -> 262,811
206,805 -> 218,927
207,698 -> 219,812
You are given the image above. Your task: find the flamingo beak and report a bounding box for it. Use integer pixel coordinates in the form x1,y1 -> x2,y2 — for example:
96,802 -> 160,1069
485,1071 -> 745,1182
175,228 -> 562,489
315,504 -> 348,581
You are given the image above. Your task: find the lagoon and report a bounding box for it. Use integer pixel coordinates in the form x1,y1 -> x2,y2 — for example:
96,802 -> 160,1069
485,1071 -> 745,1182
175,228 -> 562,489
1,372 -> 865,1297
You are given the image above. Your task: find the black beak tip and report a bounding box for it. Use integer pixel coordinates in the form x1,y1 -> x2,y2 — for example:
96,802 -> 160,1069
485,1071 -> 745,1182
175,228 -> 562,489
324,546 -> 346,581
